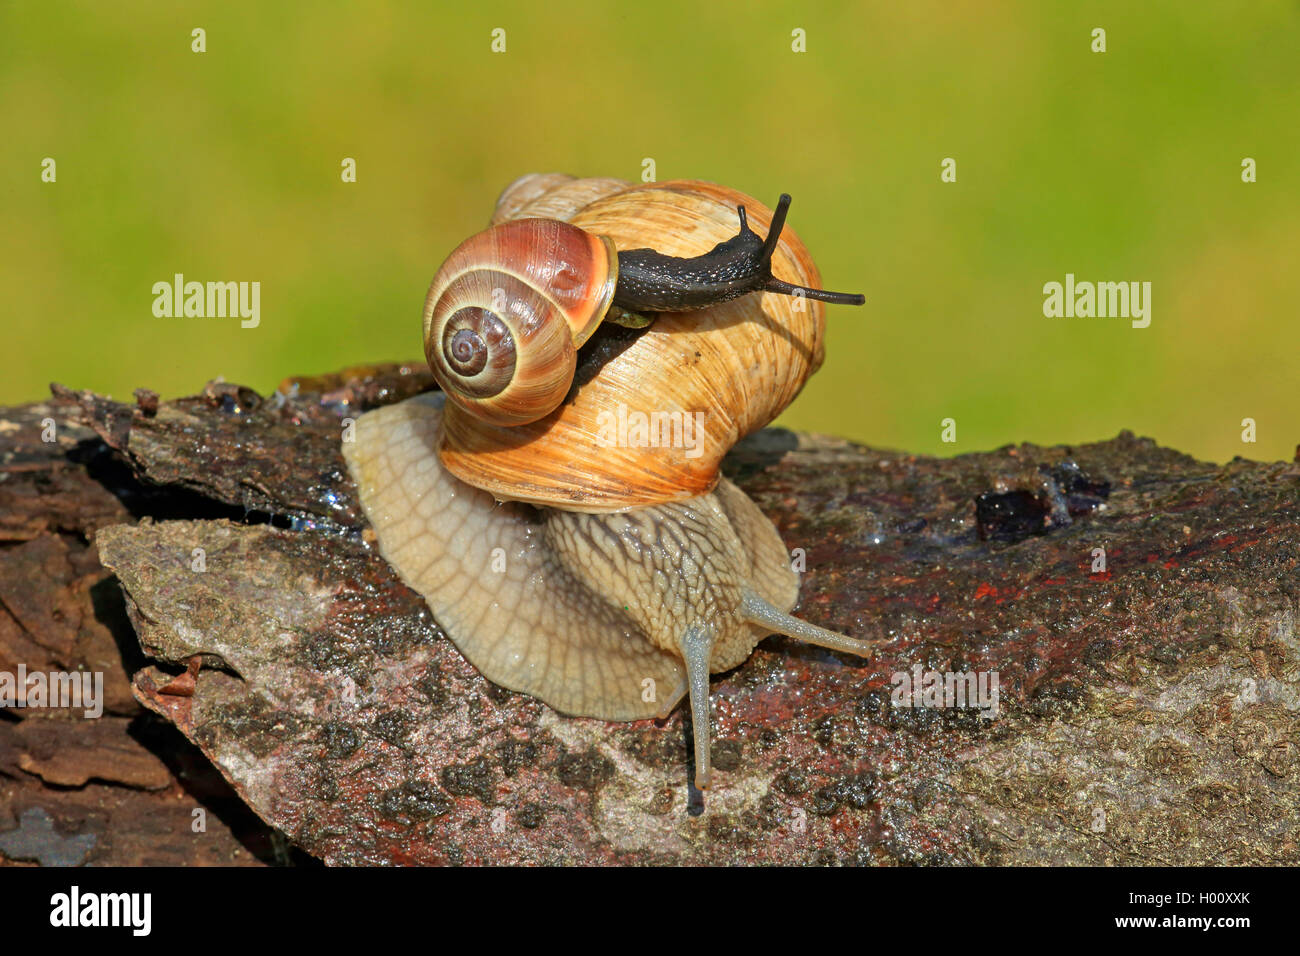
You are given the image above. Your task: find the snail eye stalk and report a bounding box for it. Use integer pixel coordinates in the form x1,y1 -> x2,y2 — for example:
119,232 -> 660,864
756,194 -> 790,264
753,194 -> 866,307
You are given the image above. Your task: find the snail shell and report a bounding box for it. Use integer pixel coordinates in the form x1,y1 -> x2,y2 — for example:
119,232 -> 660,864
423,218 -> 618,427
435,175 -> 829,512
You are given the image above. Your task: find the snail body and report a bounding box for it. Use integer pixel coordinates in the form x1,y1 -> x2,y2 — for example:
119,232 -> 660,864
343,175 -> 876,789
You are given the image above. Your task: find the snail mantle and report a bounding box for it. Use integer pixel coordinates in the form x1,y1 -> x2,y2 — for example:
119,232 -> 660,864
34,368 -> 1300,865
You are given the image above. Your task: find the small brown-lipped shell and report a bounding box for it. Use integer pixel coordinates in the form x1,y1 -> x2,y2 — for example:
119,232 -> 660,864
438,175 -> 828,512
423,217 -> 619,427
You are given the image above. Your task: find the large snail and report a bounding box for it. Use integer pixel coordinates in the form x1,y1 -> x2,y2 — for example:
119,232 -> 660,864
343,174 -> 879,790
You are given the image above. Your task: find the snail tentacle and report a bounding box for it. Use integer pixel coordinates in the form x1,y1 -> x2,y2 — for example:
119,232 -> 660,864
681,624 -> 716,791
739,589 -> 878,658
755,194 -> 789,264
762,276 -> 866,305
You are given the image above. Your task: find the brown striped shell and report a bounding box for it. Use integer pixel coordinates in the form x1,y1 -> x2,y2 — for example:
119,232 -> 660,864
435,175 -> 829,512
423,218 -> 618,427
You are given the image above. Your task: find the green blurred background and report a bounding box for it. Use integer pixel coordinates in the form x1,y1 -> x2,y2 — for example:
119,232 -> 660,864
3,1 -> 1297,462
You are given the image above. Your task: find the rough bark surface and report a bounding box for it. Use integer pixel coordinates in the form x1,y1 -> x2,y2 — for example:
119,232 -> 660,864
0,395 -> 299,865
3,364 -> 1297,865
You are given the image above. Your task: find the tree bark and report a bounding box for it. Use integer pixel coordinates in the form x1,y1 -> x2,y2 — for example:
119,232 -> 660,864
2,364 -> 1297,865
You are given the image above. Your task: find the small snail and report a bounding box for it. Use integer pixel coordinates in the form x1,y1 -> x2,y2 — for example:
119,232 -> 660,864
343,174 -> 879,789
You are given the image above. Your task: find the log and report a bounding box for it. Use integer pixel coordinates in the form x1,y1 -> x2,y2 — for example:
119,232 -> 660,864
3,364 -> 1298,865
0,394 -> 302,865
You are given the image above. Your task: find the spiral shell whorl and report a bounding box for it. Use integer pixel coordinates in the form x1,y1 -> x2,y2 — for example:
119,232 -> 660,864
423,218 -> 618,427
439,306 -> 513,393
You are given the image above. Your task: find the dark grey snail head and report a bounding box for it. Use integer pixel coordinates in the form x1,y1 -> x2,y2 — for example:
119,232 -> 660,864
613,193 -> 868,313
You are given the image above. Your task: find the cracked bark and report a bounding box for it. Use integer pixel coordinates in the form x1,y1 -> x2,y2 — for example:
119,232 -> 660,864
2,363 -> 1297,865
